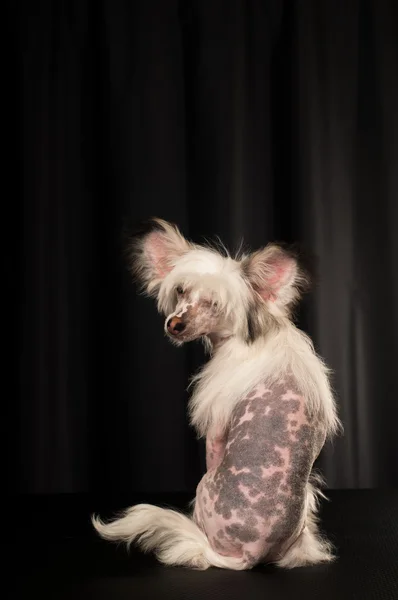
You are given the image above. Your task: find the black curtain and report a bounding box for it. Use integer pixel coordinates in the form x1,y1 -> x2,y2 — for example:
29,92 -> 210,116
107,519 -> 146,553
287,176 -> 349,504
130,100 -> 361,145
9,0 -> 398,494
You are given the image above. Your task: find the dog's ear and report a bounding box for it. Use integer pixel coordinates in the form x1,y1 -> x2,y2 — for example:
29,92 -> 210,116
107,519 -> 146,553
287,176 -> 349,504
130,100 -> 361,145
242,244 -> 310,312
128,218 -> 191,295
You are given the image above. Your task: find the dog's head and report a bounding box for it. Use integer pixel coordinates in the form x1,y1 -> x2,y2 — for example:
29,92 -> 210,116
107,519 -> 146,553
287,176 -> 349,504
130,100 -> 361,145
129,218 -> 310,346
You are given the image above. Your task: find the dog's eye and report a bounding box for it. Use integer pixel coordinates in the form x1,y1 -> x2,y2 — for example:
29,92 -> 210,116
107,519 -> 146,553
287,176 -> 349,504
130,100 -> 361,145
213,301 -> 218,308
176,286 -> 184,295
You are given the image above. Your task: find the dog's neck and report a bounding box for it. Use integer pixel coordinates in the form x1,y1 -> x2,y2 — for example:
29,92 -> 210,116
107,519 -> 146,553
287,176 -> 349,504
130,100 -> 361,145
207,332 -> 233,352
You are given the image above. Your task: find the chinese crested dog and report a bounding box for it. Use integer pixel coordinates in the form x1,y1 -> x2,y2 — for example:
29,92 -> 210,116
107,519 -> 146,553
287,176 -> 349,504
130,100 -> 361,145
92,218 -> 340,571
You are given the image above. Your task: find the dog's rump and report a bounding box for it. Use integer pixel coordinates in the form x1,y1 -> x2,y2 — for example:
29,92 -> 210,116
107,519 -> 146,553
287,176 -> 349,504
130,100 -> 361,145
193,374 -> 326,563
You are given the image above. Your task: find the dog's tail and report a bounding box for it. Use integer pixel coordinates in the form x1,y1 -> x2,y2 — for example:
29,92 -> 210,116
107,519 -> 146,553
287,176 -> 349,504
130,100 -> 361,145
92,504 -> 248,570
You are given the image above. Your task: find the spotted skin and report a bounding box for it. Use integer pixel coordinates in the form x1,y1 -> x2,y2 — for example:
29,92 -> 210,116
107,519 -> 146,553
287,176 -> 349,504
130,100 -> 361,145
193,375 -> 326,567
206,427 -> 228,471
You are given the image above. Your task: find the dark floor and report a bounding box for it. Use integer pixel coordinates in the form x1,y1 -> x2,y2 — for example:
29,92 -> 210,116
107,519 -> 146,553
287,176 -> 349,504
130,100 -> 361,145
9,490 -> 398,600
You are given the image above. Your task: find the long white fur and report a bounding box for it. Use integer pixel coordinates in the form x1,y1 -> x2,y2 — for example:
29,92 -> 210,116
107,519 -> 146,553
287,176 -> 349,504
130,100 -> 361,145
93,219 -> 341,571
92,506 -> 247,570
189,325 -> 339,440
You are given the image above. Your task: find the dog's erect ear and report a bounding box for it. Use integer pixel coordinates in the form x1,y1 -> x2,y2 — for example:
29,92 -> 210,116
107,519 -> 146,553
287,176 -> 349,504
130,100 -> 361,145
242,244 -> 310,311
129,218 -> 191,295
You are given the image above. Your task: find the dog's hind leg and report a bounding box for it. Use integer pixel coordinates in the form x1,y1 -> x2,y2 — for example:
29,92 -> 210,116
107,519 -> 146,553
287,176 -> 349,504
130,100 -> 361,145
275,477 -> 335,568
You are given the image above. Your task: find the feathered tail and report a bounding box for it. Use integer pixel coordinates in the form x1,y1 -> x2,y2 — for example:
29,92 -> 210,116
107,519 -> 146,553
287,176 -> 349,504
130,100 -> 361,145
92,503 -> 248,571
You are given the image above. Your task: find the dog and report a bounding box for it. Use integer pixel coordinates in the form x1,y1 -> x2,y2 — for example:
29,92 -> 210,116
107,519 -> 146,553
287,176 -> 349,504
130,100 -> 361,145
92,218 -> 341,571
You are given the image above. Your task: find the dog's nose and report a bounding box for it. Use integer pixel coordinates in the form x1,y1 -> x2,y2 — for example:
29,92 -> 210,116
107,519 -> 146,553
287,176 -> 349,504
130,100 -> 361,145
167,316 -> 186,335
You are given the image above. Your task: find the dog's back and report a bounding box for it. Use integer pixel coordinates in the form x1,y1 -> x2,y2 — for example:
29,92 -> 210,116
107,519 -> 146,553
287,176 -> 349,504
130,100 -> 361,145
193,373 -> 327,567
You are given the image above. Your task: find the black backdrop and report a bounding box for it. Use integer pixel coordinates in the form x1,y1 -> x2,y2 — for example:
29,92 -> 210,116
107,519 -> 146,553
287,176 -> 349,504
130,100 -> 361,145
9,0 -> 398,495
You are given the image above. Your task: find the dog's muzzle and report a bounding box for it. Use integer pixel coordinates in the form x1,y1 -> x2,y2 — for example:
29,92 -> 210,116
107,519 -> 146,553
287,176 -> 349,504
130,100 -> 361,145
167,316 -> 186,336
